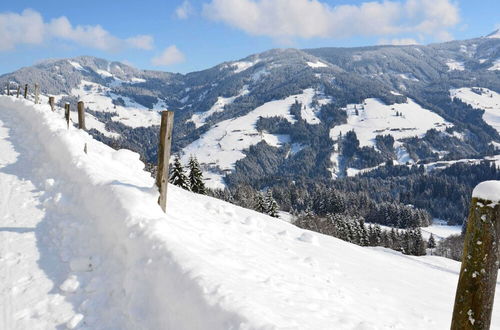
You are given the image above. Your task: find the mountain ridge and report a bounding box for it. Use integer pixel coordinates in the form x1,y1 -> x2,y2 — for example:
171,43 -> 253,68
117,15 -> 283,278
1,33 -> 499,224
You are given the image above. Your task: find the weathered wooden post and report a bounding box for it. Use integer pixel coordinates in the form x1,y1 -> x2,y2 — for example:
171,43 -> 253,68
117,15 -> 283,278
34,84 -> 39,104
451,181 -> 500,330
16,85 -> 20,98
6,82 -> 10,96
48,96 -> 55,111
24,84 -> 28,99
64,103 -> 70,129
156,111 -> 175,212
77,101 -> 86,129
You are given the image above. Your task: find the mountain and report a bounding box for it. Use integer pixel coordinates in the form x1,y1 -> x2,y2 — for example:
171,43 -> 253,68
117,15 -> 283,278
1,95 -> 499,329
1,32 -> 500,224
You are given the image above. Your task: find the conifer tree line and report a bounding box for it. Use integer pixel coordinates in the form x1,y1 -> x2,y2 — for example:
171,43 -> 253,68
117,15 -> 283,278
169,155 -> 206,194
295,213 -> 428,256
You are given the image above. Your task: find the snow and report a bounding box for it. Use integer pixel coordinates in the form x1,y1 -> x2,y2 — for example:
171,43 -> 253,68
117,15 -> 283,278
189,88 -> 250,128
1,95 -> 500,329
473,180 -> 500,203
395,141 -> 414,164
489,59 -> 500,71
446,60 -> 465,71
486,29 -> 500,39
421,222 -> 462,240
69,80 -> 161,128
95,69 -> 113,78
68,60 -> 87,72
399,74 -> 419,81
297,88 -> 327,124
181,89 -> 315,175
306,61 -> 328,68
231,60 -> 258,73
451,87 -> 500,134
330,98 -> 452,147
261,132 -> 290,147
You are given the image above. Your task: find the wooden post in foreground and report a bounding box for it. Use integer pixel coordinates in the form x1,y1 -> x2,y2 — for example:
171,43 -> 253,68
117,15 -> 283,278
24,84 -> 28,99
64,103 -> 70,129
156,111 -> 174,212
451,182 -> 500,330
16,85 -> 20,98
34,84 -> 39,104
6,82 -> 10,96
48,96 -> 55,111
77,101 -> 86,129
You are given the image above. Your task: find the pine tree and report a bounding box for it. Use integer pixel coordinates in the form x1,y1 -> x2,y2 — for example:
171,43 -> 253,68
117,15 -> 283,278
427,233 -> 436,255
412,228 -> 427,256
169,156 -> 190,190
188,156 -> 206,194
255,193 -> 267,213
265,190 -> 280,218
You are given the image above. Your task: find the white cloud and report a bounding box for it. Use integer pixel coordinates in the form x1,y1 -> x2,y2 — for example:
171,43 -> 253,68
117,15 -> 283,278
126,35 -> 154,50
0,9 -> 45,51
151,45 -> 185,66
202,0 -> 460,41
176,1 -> 194,19
0,9 -> 154,52
379,38 -> 419,46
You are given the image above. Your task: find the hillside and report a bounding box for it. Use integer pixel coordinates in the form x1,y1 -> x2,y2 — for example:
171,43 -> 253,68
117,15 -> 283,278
1,95 -> 499,329
1,32 -> 500,225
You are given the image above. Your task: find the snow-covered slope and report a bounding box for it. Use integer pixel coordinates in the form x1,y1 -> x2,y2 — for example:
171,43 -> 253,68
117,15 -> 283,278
330,98 -> 452,147
181,89 -> 327,188
0,96 -> 499,329
328,97 -> 452,176
451,87 -> 500,134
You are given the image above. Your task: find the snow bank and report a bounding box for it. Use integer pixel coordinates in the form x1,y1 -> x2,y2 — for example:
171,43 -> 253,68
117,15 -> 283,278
473,180 -> 500,203
1,95 -> 499,329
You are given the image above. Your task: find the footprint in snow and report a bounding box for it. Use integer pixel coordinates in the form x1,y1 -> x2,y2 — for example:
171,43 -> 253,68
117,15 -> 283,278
297,232 -> 318,245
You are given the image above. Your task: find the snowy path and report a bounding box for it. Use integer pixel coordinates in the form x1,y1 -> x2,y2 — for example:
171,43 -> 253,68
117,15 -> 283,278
0,113 -> 76,328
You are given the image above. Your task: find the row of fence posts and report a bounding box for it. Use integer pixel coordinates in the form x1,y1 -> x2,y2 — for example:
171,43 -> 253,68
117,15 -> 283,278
4,82 -> 39,103
5,81 -> 174,213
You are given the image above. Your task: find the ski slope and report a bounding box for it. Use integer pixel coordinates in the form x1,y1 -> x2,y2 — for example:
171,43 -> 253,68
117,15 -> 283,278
0,95 -> 499,329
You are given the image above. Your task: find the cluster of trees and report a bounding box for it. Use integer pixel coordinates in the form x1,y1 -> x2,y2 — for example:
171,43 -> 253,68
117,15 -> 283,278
295,213 -> 428,256
169,155 -> 207,194
365,202 -> 431,228
255,190 -> 280,218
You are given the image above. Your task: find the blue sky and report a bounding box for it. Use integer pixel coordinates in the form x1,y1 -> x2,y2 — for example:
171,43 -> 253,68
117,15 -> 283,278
0,0 -> 499,74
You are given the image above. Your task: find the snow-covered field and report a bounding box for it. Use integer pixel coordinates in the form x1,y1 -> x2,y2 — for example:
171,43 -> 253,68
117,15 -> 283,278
64,80 -> 162,133
446,60 -> 465,71
330,98 -> 452,147
451,87 -> 500,134
182,89 -> 327,188
328,98 -> 452,177
0,95 -> 499,329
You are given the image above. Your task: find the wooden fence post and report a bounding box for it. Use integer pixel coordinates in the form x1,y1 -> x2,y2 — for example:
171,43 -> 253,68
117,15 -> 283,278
64,103 -> 70,129
6,82 -> 10,96
48,96 -> 55,111
16,85 -> 20,98
77,101 -> 86,129
34,84 -> 39,104
24,84 -> 28,99
156,111 -> 175,212
451,182 -> 500,330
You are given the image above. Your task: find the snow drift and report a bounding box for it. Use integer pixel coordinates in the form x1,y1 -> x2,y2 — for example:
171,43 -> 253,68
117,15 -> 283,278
0,95 -> 499,329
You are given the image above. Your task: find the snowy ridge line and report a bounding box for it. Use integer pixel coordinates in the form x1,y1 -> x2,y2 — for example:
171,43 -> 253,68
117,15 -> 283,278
0,96 -> 252,329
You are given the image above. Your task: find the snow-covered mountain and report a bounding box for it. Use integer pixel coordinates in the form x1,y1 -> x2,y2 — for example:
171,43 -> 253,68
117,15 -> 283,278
0,95 -> 499,329
1,32 -> 500,224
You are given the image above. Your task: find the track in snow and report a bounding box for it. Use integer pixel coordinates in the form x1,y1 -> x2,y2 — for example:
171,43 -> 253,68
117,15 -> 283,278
0,111 -> 78,328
